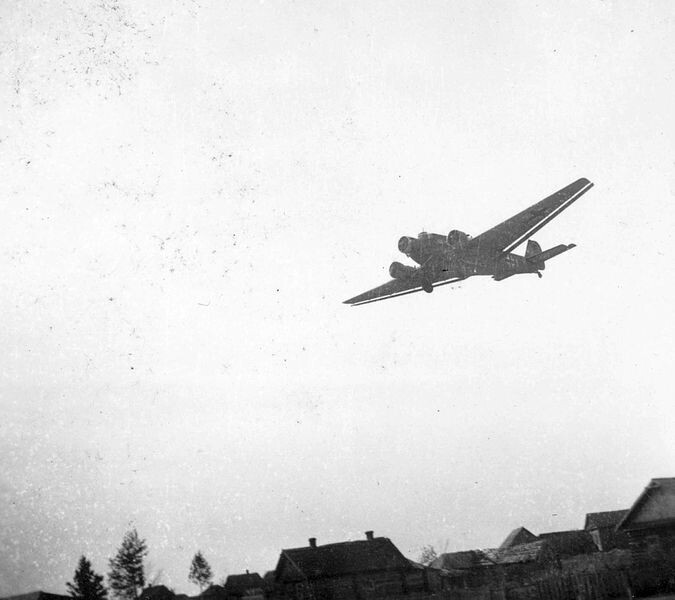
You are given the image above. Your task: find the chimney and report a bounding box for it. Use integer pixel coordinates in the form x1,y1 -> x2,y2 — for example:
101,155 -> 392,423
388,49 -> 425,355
309,537 -> 317,548
365,531 -> 374,541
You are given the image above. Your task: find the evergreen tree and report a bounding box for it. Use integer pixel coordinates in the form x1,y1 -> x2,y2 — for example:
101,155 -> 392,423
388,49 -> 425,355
108,529 -> 148,600
67,556 -> 108,600
188,551 -> 213,592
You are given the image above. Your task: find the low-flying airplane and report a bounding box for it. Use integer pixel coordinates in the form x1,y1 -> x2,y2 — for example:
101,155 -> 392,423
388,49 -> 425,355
344,177 -> 594,306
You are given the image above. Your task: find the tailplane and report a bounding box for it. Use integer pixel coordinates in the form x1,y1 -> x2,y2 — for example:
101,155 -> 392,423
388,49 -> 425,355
526,243 -> 576,266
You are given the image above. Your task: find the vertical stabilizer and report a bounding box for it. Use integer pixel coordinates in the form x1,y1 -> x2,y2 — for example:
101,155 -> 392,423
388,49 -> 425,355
525,240 -> 542,258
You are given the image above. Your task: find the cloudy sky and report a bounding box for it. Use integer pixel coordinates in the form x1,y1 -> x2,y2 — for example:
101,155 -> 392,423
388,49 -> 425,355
1,0 -> 674,595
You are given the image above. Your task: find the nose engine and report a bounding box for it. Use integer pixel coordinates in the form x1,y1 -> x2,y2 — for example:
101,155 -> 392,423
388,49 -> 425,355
389,261 -> 418,280
398,236 -> 419,256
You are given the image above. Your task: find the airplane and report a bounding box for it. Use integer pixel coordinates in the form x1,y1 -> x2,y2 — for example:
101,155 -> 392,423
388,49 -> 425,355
344,177 -> 594,306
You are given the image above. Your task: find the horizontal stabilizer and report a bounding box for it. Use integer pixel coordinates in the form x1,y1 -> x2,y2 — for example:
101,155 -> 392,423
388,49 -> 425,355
526,243 -> 576,264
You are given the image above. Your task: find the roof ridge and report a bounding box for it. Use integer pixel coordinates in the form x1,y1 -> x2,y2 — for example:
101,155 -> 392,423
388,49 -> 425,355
284,537 -> 390,551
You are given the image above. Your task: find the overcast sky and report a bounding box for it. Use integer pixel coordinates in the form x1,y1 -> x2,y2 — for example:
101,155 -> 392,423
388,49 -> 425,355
1,0 -> 674,596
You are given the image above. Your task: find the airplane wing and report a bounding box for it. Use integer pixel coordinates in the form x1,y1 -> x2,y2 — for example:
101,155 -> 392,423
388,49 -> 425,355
343,276 -> 465,306
469,178 -> 594,257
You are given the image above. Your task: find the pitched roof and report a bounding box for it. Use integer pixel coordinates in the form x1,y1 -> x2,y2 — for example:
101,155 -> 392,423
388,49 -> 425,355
618,477 -> 675,531
1,593 -> 71,600
482,541 -> 547,565
224,573 -> 264,596
584,510 -> 629,530
200,585 -> 226,599
276,537 -> 413,581
139,586 -> 175,600
538,530 -> 596,557
499,527 -> 538,549
432,542 -> 548,570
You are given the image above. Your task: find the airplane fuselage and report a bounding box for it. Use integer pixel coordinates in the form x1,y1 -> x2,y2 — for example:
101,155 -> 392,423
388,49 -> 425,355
397,232 -> 544,287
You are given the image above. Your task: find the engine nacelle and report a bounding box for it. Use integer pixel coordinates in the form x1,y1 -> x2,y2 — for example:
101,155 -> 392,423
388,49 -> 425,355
389,261 -> 417,280
398,236 -> 420,256
447,230 -> 470,246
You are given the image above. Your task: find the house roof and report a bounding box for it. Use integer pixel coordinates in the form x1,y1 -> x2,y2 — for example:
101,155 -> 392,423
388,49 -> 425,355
499,527 -> 538,549
432,542 -> 548,570
201,585 -> 226,599
139,586 -> 175,600
617,477 -> 675,531
584,510 -> 629,531
430,551 -> 482,571
1,593 -> 71,600
224,573 -> 264,596
482,541 -> 547,565
276,537 -> 413,581
538,530 -> 596,557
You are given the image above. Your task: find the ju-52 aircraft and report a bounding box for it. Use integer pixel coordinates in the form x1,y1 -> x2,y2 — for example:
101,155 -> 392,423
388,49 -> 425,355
344,178 -> 594,306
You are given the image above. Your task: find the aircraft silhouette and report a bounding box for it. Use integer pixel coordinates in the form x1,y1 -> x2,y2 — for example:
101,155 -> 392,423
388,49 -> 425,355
344,178 -> 594,306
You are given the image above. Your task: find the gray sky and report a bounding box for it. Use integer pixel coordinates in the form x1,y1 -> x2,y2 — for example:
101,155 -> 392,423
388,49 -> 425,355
1,0 -> 674,595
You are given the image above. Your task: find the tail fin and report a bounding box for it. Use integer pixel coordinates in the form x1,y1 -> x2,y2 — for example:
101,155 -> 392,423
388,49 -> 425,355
525,240 -> 542,259
526,243 -> 576,264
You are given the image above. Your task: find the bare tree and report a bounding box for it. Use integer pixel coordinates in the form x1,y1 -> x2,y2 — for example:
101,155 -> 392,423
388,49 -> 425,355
418,545 -> 438,566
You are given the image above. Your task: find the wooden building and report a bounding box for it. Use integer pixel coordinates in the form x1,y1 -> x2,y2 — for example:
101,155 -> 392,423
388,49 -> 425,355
537,530 -> 597,559
617,477 -> 675,567
1,592 -> 71,600
431,540 -> 558,591
584,509 -> 630,551
139,586 -> 177,600
499,527 -> 538,549
201,585 -> 228,600
272,531 -> 430,600
224,573 -> 265,600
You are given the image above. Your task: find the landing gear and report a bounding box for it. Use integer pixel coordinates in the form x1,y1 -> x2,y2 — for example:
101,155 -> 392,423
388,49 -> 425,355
422,281 -> 434,293
536,271 -> 543,279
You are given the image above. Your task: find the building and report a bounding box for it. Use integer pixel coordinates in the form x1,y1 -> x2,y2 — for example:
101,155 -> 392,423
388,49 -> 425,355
584,509 -> 630,551
1,593 -> 71,600
613,477 -> 675,595
431,541 -> 558,590
272,531 -> 430,600
537,530 -> 597,559
224,573 -> 265,600
139,586 -> 178,600
617,477 -> 675,564
201,585 -> 227,600
499,527 -> 538,549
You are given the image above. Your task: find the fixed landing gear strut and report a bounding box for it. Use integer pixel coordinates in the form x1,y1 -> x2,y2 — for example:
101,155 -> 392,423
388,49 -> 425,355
536,271 -> 543,279
422,280 -> 434,293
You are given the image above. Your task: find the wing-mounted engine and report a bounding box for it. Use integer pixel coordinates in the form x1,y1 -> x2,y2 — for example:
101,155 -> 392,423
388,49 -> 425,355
398,236 -> 420,257
447,230 -> 471,247
389,261 -> 418,280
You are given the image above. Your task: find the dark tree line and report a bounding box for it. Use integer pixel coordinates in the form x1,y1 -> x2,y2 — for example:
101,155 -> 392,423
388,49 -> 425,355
66,529 -> 215,599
